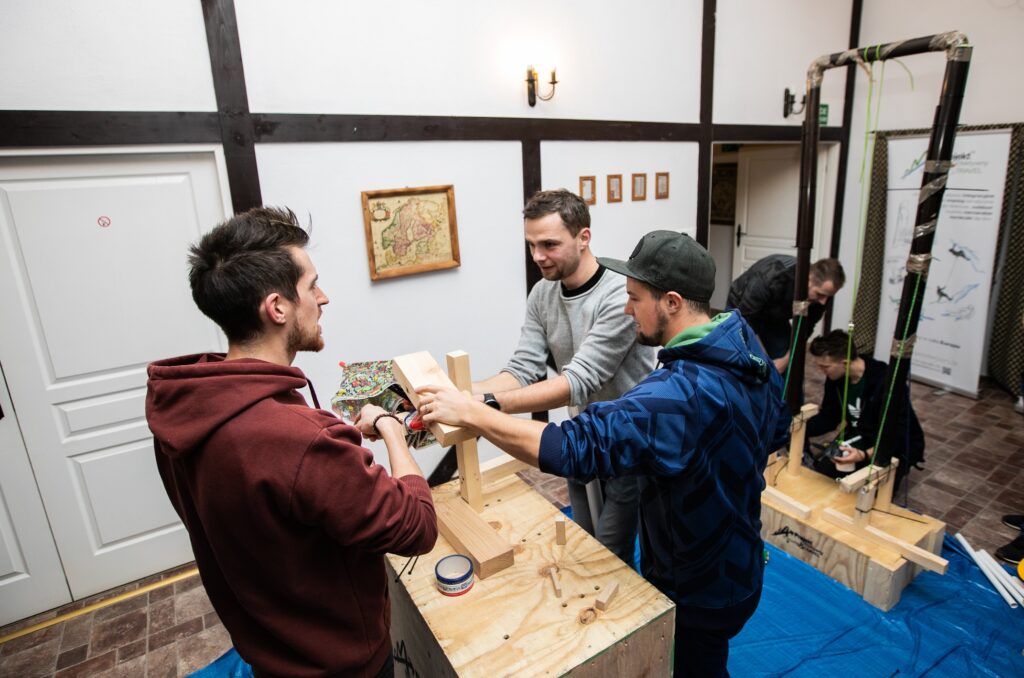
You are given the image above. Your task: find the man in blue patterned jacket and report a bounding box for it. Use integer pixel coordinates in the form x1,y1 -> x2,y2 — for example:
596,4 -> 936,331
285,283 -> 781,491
420,230 -> 790,678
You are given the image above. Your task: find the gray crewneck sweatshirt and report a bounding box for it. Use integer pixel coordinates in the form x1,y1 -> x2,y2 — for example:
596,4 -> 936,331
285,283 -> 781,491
503,268 -> 656,408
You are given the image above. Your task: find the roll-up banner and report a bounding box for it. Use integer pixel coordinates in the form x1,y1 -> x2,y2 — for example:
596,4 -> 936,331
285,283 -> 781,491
875,130 -> 1011,398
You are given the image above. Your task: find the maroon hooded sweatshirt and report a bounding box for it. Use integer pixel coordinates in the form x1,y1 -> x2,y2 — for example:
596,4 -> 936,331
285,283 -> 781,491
145,354 -> 437,678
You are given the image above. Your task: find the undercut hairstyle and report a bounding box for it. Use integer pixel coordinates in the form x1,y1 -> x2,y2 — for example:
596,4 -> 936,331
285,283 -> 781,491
641,281 -> 712,316
523,189 -> 591,236
188,206 -> 310,344
809,329 -> 858,361
811,258 -> 846,289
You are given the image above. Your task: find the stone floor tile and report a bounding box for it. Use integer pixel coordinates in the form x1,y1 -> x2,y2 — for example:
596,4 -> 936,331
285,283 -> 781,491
148,618 -> 203,653
116,638 -> 147,664
53,650 -> 115,678
144,643 -> 177,678
98,653 -> 146,678
0,623 -> 62,655
60,613 -> 94,652
89,610 -> 147,657
148,598 -> 175,634
0,638 -> 60,678
56,644 -> 88,671
173,576 -> 201,596
174,586 -> 214,624
176,625 -> 231,676
92,595 -> 147,624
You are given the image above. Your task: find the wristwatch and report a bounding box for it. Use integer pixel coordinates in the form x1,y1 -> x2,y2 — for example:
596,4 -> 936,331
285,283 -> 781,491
482,393 -> 501,411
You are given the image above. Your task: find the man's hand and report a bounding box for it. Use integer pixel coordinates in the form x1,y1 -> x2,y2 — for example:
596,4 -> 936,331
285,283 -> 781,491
834,445 -> 866,464
417,385 -> 481,429
773,351 -> 790,374
353,404 -> 398,441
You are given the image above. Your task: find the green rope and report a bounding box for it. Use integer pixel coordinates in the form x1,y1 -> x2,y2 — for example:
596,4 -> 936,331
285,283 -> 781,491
782,314 -> 805,402
868,272 -> 923,470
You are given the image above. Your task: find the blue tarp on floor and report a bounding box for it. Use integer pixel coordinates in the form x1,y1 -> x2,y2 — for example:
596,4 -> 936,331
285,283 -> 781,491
731,535 -> 1024,677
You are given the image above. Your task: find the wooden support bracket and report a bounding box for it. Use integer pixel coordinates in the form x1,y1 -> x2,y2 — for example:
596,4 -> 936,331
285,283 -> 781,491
839,461 -> 894,494
392,351 -> 476,447
822,507 -> 948,574
786,403 -> 819,478
762,485 -> 812,519
435,498 -> 514,579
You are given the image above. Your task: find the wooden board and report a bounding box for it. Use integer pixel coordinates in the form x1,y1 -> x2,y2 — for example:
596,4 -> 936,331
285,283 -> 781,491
392,351 -> 475,446
445,351 -> 483,511
761,464 -> 946,611
387,461 -> 675,677
434,497 -> 513,579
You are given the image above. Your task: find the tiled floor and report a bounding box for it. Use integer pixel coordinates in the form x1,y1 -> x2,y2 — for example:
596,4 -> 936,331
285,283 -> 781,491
1,367 -> 1021,677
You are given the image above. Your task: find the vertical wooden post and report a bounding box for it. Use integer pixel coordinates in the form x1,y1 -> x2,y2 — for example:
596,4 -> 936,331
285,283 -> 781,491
446,351 -> 484,512
787,403 -> 819,478
874,459 -> 899,513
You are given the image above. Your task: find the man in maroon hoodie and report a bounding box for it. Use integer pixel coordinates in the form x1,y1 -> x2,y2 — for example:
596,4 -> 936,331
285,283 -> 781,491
146,206 -> 437,678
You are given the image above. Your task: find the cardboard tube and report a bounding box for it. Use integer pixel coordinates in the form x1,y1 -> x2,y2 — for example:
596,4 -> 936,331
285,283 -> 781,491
955,533 -> 1018,608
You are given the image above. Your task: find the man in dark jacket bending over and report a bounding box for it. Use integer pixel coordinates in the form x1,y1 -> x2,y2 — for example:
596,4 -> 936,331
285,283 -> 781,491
418,231 -> 789,677
728,254 -> 845,373
146,207 -> 437,678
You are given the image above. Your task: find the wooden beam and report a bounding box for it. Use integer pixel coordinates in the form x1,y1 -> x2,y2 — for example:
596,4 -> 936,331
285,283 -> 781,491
822,508 -> 948,574
595,581 -> 619,611
445,350 -> 483,511
762,486 -> 812,519
839,462 -> 893,493
435,498 -> 514,580
786,403 -> 819,477
392,351 -> 475,446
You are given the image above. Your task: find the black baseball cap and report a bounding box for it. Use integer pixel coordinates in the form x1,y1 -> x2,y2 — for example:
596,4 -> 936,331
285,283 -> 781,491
598,230 -> 716,302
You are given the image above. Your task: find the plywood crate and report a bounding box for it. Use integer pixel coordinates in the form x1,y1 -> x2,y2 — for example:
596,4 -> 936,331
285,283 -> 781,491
386,461 -> 675,677
761,463 -> 945,611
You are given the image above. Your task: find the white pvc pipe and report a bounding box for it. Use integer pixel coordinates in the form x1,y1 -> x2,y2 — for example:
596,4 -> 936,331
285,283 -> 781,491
977,550 -> 1024,605
955,533 -> 1018,608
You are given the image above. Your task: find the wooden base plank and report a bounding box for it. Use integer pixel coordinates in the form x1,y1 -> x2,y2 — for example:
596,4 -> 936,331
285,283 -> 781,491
387,467 -> 675,677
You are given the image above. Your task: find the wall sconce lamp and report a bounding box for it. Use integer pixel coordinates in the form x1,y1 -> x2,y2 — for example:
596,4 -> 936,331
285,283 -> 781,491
527,66 -> 558,107
783,87 -> 806,118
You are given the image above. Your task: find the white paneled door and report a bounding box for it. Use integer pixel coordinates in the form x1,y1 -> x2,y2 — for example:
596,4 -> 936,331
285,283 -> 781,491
0,364 -> 71,626
732,144 -> 836,279
0,147 -> 230,612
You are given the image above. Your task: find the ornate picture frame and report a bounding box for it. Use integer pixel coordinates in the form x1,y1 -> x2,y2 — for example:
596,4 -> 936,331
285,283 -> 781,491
361,185 -> 461,281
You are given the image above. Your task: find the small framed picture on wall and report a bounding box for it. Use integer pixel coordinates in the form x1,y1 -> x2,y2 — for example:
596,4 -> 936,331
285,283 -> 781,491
655,172 -> 670,199
607,174 -> 623,203
579,176 -> 596,205
632,173 -> 647,201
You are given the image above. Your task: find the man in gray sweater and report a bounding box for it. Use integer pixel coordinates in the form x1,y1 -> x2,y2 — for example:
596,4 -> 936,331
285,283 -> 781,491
471,189 -> 655,563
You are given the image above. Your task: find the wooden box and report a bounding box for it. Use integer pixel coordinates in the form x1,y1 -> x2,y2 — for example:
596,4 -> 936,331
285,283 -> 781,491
386,461 -> 675,677
761,463 -> 945,611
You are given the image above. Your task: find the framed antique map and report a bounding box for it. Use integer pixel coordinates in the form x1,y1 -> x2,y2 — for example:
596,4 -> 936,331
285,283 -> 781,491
361,185 -> 461,281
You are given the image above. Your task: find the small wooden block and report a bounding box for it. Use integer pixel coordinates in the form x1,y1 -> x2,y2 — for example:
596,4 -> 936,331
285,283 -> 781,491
435,497 -> 514,579
555,516 -> 567,545
392,351 -> 475,446
549,569 -> 562,597
446,351 -> 483,512
762,486 -> 812,519
595,580 -> 619,611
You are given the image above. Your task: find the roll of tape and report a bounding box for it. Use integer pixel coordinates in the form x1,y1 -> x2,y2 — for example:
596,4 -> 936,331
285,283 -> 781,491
435,554 -> 474,597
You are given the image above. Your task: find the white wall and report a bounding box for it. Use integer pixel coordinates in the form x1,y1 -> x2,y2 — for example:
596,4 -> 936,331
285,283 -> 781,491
0,1 -> 215,111
235,0 -> 703,122
714,0 -> 852,126
255,141 -> 526,472
540,142 -> 699,262
832,0 -> 1024,330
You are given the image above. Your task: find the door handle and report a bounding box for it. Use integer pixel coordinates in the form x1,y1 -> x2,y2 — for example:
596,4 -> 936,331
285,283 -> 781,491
736,223 -> 744,247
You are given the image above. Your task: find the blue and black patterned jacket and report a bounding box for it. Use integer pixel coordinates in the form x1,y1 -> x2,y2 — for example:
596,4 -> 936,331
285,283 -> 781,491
539,311 -> 789,609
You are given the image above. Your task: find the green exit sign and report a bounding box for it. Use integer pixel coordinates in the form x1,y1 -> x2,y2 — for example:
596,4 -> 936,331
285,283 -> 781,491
819,104 -> 829,125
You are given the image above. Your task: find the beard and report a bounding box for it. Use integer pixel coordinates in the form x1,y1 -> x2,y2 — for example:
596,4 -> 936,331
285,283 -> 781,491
288,319 -> 324,353
537,252 -> 580,281
636,309 -> 669,347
